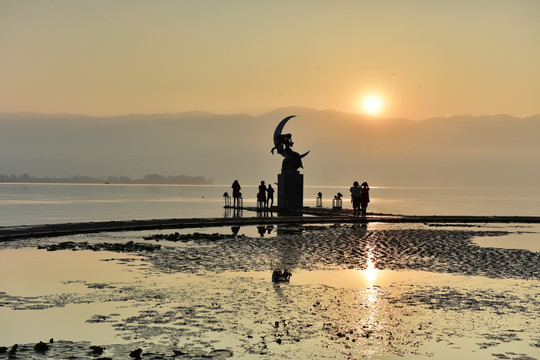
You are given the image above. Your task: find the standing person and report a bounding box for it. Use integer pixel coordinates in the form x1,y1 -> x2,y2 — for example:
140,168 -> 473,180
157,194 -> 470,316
266,184 -> 275,208
258,181 -> 267,208
232,180 -> 242,208
350,181 -> 361,215
360,182 -> 370,218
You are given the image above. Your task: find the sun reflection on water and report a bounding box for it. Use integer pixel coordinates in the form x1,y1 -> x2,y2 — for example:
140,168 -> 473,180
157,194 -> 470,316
364,247 -> 377,286
339,246 -> 390,358
363,247 -> 380,322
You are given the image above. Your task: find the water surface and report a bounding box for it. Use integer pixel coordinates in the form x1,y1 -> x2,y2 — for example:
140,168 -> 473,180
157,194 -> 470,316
1,183 -> 538,226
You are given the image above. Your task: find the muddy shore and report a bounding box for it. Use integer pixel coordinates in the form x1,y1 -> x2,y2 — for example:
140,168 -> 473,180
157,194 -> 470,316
1,221 -> 539,359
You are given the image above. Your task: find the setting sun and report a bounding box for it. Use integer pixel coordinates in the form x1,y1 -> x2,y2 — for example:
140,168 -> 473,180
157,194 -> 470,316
360,95 -> 384,116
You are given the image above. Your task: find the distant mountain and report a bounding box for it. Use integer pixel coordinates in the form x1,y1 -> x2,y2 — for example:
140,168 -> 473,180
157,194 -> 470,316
1,109 -> 539,187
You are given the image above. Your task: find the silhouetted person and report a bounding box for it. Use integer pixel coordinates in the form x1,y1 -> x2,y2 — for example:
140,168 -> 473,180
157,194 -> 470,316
258,181 -> 267,208
231,180 -> 241,208
360,182 -> 370,218
350,181 -> 361,215
231,226 -> 240,236
266,184 -> 275,208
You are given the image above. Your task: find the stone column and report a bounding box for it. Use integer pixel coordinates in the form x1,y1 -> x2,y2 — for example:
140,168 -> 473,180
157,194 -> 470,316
277,171 -> 303,209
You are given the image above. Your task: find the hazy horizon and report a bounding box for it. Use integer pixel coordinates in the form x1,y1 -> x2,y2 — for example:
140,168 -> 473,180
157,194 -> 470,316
1,109 -> 538,188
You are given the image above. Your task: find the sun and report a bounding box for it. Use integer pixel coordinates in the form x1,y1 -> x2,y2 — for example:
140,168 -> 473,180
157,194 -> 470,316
360,95 -> 384,116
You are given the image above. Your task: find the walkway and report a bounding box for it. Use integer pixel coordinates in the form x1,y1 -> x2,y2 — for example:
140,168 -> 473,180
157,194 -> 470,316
1,206 -> 538,241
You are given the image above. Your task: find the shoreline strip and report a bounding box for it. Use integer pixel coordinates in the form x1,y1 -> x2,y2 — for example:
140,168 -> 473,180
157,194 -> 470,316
1,207 -> 539,241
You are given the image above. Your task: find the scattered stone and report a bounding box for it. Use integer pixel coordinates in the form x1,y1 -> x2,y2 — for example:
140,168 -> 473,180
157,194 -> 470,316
89,345 -> 105,354
8,344 -> 17,358
207,349 -> 233,358
129,348 -> 143,358
492,354 -> 511,360
34,341 -> 49,352
39,241 -> 160,252
86,314 -> 115,323
143,232 -> 244,242
272,269 -> 292,282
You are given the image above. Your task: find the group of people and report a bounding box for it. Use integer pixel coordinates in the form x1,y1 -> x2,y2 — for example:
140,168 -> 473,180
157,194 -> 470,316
349,181 -> 370,218
232,179 -> 370,217
257,181 -> 274,208
230,180 -> 275,208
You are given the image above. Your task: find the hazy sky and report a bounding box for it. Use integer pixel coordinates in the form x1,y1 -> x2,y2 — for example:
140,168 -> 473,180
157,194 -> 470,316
1,0 -> 539,120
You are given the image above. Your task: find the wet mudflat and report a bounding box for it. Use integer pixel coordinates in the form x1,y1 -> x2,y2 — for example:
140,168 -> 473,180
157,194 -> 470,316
0,223 -> 539,359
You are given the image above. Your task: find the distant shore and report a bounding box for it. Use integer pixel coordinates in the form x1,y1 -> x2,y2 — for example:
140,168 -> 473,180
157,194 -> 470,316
0,173 -> 213,185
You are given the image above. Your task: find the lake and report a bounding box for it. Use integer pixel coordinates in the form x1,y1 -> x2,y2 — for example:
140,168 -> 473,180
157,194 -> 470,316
1,183 -> 539,359
0,183 -> 538,226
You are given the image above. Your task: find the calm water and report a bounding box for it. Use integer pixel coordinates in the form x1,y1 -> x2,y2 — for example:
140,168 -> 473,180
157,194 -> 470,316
1,184 -> 539,359
0,183 -> 538,226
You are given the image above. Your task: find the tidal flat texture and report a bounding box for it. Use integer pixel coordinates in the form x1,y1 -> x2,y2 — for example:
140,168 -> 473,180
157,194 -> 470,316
0,223 -> 539,359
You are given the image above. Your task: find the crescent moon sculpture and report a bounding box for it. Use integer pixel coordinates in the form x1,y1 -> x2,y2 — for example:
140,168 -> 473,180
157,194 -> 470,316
271,115 -> 310,172
273,115 -> 295,148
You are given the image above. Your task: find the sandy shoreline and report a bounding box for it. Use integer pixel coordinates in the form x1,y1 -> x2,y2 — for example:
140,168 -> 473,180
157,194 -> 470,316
1,222 -> 539,359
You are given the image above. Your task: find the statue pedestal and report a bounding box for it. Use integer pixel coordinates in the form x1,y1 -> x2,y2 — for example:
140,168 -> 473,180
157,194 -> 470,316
277,171 -> 303,209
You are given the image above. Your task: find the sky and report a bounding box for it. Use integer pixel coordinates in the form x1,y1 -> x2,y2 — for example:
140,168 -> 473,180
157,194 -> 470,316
1,0 -> 539,120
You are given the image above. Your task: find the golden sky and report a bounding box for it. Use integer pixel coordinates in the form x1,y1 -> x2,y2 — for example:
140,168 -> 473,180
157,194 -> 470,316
1,0 -> 539,120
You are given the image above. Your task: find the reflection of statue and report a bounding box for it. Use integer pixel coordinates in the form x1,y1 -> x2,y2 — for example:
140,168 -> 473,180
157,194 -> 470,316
271,116 -> 310,172
272,269 -> 292,282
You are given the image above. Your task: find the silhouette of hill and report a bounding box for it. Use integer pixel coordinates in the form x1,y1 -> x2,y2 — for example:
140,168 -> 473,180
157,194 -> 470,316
1,110 -> 538,187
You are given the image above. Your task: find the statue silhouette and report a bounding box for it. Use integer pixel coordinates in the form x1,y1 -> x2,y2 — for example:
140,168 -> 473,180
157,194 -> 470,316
271,116 -> 309,172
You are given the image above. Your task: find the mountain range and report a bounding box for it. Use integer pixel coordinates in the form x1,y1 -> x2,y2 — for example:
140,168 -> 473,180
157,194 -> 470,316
1,107 -> 539,187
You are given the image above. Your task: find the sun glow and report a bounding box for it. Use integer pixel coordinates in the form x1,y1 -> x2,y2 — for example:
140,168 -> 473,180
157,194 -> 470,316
360,95 -> 384,116
365,249 -> 378,286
